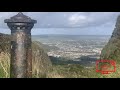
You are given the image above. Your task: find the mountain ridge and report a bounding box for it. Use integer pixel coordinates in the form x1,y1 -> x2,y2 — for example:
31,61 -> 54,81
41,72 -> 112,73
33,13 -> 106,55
100,15 -> 120,63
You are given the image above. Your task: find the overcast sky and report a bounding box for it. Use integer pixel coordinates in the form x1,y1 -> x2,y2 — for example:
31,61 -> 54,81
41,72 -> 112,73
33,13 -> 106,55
0,12 -> 120,35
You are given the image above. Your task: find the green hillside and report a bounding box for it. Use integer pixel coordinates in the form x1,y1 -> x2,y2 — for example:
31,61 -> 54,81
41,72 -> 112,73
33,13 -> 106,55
0,33 -> 52,78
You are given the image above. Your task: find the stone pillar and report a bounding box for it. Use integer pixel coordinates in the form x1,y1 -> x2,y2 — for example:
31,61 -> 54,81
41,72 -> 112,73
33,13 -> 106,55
4,12 -> 37,78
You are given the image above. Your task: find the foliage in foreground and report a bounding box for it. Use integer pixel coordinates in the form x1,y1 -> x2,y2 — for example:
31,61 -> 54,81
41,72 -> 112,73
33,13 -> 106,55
0,52 -> 120,78
48,56 -> 120,78
48,64 -> 120,78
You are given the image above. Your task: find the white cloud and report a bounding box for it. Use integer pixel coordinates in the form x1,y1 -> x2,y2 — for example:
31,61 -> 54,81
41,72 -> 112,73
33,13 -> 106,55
67,12 -> 119,28
0,12 -> 119,29
17,12 -> 120,28
69,14 -> 87,25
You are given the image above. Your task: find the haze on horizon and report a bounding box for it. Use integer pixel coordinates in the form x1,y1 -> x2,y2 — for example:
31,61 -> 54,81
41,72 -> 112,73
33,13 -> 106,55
0,12 -> 120,35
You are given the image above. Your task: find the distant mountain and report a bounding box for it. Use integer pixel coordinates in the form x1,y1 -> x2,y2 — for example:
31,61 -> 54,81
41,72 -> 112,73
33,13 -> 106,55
33,41 -> 59,52
0,33 -> 52,77
100,15 -> 120,63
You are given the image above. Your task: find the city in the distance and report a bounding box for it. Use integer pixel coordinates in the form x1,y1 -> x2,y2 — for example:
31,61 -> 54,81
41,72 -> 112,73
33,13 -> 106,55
0,12 -> 120,78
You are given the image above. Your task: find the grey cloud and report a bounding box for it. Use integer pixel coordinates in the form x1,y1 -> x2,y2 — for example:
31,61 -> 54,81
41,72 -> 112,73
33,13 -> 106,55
23,12 -> 120,28
67,12 -> 119,28
0,12 -> 120,29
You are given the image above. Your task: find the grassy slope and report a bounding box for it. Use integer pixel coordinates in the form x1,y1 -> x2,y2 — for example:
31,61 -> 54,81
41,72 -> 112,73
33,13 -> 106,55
1,33 -> 120,78
0,33 -> 52,78
99,37 -> 120,78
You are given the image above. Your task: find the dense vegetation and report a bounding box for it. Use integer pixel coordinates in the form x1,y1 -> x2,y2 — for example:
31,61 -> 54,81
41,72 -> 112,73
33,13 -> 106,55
50,56 -> 120,78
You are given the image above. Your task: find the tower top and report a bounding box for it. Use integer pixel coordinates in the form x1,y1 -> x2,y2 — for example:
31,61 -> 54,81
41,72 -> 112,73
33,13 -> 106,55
4,12 -> 37,23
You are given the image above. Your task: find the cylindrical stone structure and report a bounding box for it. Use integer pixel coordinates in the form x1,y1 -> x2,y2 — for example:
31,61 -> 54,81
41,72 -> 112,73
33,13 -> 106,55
4,12 -> 37,78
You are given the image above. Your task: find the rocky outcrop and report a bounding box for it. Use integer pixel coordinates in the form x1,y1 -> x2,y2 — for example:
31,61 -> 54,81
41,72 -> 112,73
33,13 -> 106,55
100,15 -> 120,63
